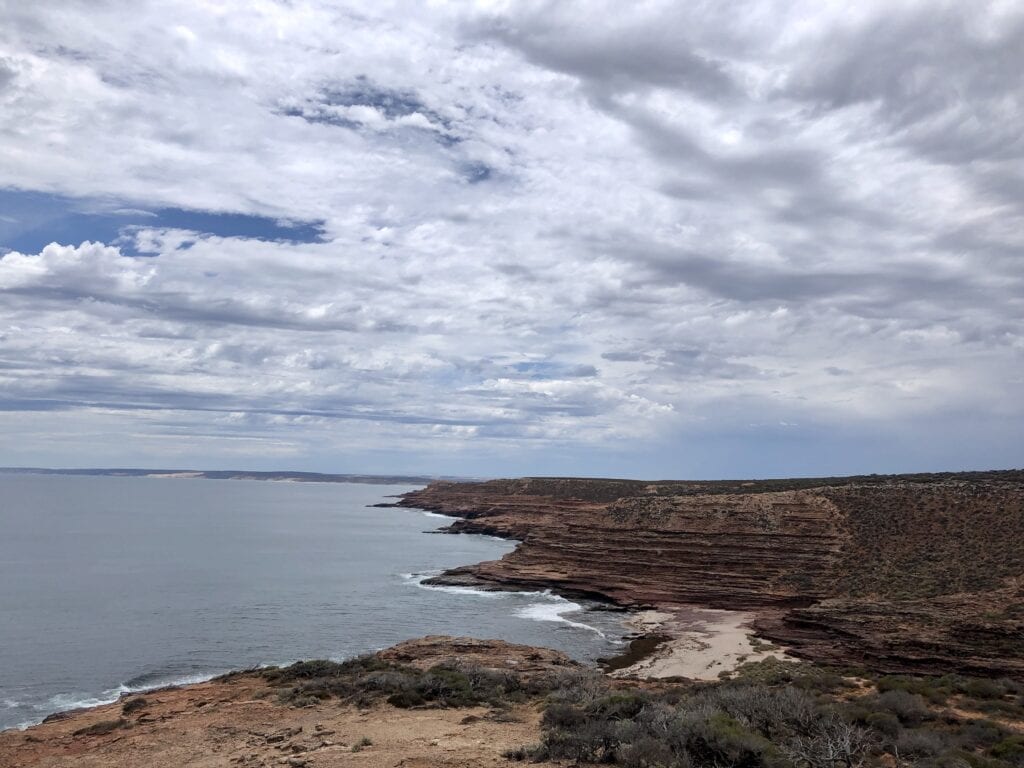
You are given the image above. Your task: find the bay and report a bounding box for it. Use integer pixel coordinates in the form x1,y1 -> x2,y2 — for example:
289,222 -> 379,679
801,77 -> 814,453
0,474 -> 626,731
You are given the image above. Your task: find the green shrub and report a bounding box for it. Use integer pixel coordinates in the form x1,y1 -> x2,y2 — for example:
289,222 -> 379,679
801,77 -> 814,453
265,656 -> 534,710
268,658 -> 349,681
73,719 -> 127,737
619,734 -> 690,768
587,693 -> 652,721
121,697 -> 148,715
540,717 -> 624,763
973,699 -> 1024,718
952,749 -> 1019,768
957,719 -> 1009,750
875,690 -> 932,725
918,751 -> 975,768
991,736 -> 1024,766
508,674 -> 893,768
864,711 -> 901,738
959,678 -> 1012,700
502,743 -> 546,762
897,728 -> 948,758
541,701 -> 587,731
729,658 -> 799,685
684,712 -> 773,768
386,688 -> 425,708
540,667 -> 611,705
730,658 -> 851,694
878,675 -> 949,704
793,670 -> 849,694
415,667 -> 475,707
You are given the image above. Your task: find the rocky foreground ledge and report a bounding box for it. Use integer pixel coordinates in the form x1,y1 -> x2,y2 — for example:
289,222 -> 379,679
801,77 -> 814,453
6,633 -> 1024,768
397,471 -> 1024,677
0,637 -> 575,768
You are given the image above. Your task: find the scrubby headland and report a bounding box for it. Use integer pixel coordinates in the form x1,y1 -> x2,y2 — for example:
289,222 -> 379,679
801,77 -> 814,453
398,470 -> 1024,677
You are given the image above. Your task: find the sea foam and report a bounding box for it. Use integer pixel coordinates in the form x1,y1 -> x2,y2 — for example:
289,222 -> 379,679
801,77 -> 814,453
516,592 -> 607,637
403,571 -> 508,598
12,672 -> 229,731
404,571 -> 606,637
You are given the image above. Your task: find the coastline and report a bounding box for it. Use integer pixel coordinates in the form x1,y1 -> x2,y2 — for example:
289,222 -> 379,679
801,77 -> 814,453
401,501 -> 794,684
5,473 -> 1023,767
2,490 -> 626,735
1,492 -> 769,738
395,476 -> 1024,678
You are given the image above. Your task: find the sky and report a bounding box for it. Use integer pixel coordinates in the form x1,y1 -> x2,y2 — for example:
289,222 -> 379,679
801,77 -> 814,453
0,0 -> 1022,479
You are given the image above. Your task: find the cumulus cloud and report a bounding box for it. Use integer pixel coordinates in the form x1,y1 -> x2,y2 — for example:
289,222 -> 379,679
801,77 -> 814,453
0,0 -> 1021,476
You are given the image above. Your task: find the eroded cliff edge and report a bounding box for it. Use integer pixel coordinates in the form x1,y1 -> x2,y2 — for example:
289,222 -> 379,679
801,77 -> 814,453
397,471 -> 1024,678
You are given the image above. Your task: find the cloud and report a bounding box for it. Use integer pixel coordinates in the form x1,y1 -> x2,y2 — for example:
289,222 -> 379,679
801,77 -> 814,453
467,4 -> 739,100
0,57 -> 16,90
0,0 -> 1021,476
280,76 -> 452,136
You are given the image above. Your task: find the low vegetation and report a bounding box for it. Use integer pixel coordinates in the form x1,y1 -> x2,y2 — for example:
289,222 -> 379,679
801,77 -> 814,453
504,663 -> 1024,768
420,470 -> 1024,503
823,484 -> 1024,599
263,653 -> 1024,768
121,697 -> 148,715
261,654 -> 555,710
72,718 -> 127,737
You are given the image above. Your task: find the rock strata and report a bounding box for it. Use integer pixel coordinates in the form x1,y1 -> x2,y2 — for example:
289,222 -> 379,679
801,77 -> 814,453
399,472 -> 1024,677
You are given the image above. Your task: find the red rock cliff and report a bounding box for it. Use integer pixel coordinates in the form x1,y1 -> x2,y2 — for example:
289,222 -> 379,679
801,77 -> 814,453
399,472 -> 1024,677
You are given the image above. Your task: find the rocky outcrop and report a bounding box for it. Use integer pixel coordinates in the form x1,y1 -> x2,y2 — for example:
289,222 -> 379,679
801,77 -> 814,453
399,472 -> 1024,677
0,637 -> 564,768
378,635 -> 578,674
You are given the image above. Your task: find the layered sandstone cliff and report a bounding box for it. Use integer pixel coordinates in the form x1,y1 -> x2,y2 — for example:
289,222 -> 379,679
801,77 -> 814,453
398,472 -> 1024,677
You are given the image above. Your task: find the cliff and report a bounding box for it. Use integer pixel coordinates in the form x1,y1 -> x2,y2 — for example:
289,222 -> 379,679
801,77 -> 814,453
398,471 -> 1024,677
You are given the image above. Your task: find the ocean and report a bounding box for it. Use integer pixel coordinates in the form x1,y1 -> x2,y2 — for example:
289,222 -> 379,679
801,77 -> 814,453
0,474 -> 628,731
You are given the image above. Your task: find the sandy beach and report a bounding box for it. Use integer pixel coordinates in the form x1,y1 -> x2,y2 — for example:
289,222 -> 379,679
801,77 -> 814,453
610,605 -> 795,681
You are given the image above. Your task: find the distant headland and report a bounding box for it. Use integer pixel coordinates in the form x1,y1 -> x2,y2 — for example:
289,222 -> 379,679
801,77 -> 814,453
0,467 -> 454,485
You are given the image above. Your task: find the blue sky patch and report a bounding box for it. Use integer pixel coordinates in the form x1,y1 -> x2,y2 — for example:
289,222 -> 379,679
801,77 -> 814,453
510,361 -> 598,379
323,77 -> 431,120
461,162 -> 493,184
0,190 -> 326,254
281,77 -> 458,144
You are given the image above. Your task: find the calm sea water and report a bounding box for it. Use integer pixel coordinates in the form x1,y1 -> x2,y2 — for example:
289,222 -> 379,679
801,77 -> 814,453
0,475 -> 628,731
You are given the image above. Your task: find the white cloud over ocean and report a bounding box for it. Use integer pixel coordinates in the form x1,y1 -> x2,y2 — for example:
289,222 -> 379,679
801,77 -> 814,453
0,1 -> 1021,476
